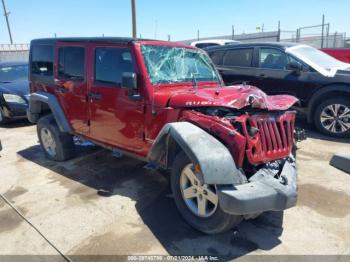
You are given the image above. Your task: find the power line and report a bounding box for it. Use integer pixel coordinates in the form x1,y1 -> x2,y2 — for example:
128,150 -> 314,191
1,0 -> 13,44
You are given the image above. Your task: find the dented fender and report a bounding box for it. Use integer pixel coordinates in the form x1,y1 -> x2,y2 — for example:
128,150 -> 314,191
147,122 -> 244,185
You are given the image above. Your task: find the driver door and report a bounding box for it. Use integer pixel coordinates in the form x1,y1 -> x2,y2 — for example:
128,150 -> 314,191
87,44 -> 145,151
255,47 -> 312,101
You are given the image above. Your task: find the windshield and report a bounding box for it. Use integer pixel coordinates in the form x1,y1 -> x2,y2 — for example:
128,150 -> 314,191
141,45 -> 220,85
287,45 -> 349,71
0,64 -> 28,83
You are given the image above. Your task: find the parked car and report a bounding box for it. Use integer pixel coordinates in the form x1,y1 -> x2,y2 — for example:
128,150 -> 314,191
322,48 -> 350,63
206,43 -> 350,138
191,39 -> 239,49
27,37 -> 301,234
0,61 -> 29,124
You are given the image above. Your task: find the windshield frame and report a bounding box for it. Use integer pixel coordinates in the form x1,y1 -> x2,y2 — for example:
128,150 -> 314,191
286,45 -> 350,77
0,63 -> 29,83
140,43 -> 222,86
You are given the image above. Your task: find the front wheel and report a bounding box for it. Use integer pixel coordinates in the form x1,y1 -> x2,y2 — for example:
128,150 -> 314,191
170,151 -> 242,234
0,110 -> 8,125
314,98 -> 350,138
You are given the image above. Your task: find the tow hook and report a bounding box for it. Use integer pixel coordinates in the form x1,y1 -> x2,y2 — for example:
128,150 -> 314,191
294,127 -> 307,142
280,175 -> 288,185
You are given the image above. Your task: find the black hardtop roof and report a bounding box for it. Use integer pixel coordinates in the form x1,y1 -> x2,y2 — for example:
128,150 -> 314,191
205,42 -> 300,52
30,37 -> 156,45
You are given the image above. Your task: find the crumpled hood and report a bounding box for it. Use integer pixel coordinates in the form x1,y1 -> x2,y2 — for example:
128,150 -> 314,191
162,85 -> 298,111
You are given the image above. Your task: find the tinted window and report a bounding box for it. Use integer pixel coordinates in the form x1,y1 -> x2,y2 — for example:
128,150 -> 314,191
259,48 -> 288,70
95,48 -> 135,85
223,48 -> 253,67
58,47 -> 85,80
31,45 -> 54,76
209,50 -> 225,65
195,43 -> 220,49
0,64 -> 28,82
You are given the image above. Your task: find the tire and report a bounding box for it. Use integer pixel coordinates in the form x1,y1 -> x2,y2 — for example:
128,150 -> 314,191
170,151 -> 242,234
0,110 -> 8,125
37,114 -> 75,161
314,97 -> 350,138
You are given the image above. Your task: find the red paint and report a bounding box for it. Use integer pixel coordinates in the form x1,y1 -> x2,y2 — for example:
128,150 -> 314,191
322,48 -> 350,63
31,39 -> 298,165
166,85 -> 298,111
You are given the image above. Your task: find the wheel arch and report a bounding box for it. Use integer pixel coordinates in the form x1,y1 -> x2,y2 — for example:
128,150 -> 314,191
27,92 -> 72,133
147,122 -> 243,185
307,84 -> 350,123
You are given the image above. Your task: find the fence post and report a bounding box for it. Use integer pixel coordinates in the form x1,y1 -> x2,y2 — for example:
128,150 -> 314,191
277,21 -> 281,42
321,14 -> 325,48
296,28 -> 300,42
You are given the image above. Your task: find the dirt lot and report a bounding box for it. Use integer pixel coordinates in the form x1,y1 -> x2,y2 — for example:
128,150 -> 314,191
0,120 -> 349,260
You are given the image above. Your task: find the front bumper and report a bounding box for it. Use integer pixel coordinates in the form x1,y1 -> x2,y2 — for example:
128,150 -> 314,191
218,156 -> 297,215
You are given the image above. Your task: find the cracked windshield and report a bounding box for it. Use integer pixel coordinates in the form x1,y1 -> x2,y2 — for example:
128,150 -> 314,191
141,45 -> 220,85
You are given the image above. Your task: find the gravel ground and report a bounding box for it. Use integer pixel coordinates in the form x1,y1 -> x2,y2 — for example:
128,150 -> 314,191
0,119 -> 349,260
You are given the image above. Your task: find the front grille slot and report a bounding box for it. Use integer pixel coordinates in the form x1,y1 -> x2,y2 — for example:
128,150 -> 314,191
244,112 -> 296,164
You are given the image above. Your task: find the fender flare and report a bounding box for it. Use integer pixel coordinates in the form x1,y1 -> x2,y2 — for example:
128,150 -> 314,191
307,84 -> 350,123
147,122 -> 243,185
27,91 -> 72,133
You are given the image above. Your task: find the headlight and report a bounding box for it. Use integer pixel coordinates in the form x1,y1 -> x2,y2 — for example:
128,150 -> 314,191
3,94 -> 26,104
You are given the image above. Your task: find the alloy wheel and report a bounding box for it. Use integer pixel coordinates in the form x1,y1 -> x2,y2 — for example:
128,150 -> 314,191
320,103 -> 350,134
40,127 -> 57,157
180,164 -> 218,218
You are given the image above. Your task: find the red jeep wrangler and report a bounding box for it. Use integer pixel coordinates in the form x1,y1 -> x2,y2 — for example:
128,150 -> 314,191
27,37 -> 299,234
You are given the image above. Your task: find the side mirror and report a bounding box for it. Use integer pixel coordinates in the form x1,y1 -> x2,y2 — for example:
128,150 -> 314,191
122,72 -> 137,90
122,72 -> 140,100
287,61 -> 302,74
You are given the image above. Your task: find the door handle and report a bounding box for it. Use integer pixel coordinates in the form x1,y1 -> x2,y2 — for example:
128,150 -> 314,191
54,79 -> 68,93
88,92 -> 102,101
55,86 -> 68,93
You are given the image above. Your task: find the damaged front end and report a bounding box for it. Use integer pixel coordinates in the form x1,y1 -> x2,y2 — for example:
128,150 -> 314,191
179,103 -> 303,215
218,155 -> 297,215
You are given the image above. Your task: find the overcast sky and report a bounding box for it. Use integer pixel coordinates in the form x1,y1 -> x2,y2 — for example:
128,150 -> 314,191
0,0 -> 349,44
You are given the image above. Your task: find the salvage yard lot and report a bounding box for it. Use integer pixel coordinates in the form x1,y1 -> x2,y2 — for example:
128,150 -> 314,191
0,120 -> 349,258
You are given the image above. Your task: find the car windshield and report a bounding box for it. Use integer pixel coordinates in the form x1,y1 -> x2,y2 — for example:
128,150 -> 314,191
141,45 -> 220,85
287,45 -> 348,71
0,64 -> 28,83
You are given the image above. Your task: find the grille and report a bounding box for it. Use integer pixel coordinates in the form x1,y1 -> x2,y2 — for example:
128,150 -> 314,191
245,112 -> 296,164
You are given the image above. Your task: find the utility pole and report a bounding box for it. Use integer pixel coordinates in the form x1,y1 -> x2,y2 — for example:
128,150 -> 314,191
232,25 -> 235,40
277,21 -> 281,42
131,0 -> 137,38
1,0 -> 13,44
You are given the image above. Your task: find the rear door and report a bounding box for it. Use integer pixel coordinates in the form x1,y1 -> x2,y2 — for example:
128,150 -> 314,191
212,48 -> 258,86
54,43 -> 89,134
87,44 -> 145,151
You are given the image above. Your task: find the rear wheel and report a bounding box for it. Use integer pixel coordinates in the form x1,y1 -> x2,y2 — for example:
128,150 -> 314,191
171,151 -> 242,234
37,114 -> 75,161
314,98 -> 350,138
